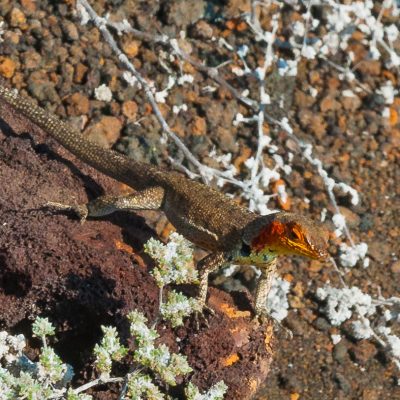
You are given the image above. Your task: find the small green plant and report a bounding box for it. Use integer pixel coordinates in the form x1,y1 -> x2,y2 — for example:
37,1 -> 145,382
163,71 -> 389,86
93,326 -> 128,378
128,310 -> 192,386
144,232 -> 199,327
144,232 -> 198,287
160,290 -> 198,328
185,381 -> 228,400
0,317 -> 74,399
126,371 -> 165,399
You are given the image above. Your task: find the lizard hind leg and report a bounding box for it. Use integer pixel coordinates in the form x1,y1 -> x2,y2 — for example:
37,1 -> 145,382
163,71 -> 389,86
193,251 -> 228,328
45,186 -> 165,223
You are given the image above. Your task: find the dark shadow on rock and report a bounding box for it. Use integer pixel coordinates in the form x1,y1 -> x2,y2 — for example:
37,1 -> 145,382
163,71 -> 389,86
27,267 -> 127,371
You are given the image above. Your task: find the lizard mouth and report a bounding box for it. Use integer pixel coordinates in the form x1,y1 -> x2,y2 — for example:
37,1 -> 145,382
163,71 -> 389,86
285,236 -> 329,260
293,242 -> 328,260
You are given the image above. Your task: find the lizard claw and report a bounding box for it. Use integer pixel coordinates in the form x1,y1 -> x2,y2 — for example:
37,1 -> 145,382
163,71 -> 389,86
44,201 -> 88,224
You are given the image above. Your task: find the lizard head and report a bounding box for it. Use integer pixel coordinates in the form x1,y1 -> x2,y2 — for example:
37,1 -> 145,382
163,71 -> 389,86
238,212 -> 329,265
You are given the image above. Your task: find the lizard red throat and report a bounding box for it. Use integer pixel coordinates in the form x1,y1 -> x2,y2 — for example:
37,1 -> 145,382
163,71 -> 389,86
0,84 -> 329,319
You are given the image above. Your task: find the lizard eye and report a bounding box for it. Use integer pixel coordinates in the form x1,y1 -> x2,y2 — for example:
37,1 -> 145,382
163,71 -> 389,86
290,228 -> 302,241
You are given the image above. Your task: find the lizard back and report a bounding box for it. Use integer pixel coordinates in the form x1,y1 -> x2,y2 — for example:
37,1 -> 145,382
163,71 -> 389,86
159,172 -> 257,251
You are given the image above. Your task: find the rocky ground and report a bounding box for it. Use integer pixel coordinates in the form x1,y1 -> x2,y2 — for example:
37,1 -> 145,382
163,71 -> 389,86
0,0 -> 399,399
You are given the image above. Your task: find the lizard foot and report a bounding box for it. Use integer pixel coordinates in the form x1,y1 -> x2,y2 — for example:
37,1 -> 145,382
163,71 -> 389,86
274,321 -> 293,339
252,310 -> 273,326
253,311 -> 293,339
44,201 -> 88,224
192,304 -> 215,330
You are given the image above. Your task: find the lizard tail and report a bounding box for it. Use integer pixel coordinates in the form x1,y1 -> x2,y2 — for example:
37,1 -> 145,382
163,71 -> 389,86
0,84 -> 159,190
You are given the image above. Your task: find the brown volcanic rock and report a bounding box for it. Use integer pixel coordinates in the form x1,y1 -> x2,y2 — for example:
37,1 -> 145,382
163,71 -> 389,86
0,102 -> 274,399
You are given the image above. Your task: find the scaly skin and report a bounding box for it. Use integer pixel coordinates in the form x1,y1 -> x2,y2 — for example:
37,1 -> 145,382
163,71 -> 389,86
0,84 -> 329,318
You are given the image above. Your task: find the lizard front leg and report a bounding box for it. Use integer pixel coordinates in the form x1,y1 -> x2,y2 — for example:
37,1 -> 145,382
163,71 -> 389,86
195,251 -> 229,313
46,186 -> 165,223
254,258 -> 277,318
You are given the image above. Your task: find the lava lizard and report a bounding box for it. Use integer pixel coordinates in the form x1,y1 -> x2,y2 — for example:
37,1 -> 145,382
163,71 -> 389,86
0,84 -> 328,319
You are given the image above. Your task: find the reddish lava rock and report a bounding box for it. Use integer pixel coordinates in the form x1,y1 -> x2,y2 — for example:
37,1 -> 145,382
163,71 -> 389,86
0,102 -> 274,399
